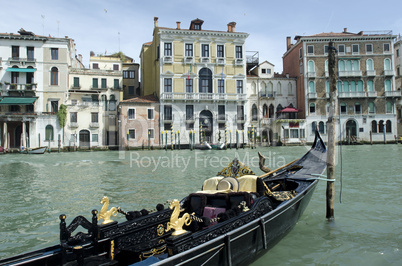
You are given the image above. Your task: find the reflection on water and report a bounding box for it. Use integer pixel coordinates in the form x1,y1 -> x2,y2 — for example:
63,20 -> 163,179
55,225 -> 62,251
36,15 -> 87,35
0,145 -> 401,265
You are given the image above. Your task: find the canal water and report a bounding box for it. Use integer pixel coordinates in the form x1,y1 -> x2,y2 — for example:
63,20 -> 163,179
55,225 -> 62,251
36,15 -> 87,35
0,144 -> 400,265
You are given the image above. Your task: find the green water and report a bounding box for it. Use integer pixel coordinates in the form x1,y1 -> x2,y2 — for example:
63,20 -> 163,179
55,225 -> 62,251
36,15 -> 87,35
0,145 -> 401,265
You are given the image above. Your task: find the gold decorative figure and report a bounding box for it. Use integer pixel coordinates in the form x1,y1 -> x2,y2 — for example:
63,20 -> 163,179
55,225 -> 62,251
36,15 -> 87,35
98,196 -> 118,225
166,199 -> 192,236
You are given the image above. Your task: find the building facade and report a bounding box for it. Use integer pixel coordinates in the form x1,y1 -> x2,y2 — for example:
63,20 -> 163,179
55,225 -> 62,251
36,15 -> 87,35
66,55 -> 123,149
140,18 -> 249,145
246,60 -> 300,145
283,29 -> 401,143
394,35 -> 402,138
0,29 -> 76,150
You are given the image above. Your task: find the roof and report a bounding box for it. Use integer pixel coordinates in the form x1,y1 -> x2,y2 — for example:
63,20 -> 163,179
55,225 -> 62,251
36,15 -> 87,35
120,94 -> 159,104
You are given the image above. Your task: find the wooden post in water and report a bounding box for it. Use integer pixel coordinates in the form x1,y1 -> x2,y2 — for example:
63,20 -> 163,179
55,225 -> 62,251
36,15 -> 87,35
327,41 -> 338,220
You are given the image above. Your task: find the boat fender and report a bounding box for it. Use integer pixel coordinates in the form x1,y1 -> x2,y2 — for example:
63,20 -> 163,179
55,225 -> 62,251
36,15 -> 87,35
140,209 -> 149,216
217,212 -> 230,222
201,216 -> 210,227
126,211 -> 142,220
156,203 -> 165,211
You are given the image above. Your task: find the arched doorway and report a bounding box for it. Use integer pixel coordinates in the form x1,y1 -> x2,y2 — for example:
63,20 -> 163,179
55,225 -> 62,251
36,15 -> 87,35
346,120 -> 357,140
79,130 -> 90,148
199,110 -> 213,142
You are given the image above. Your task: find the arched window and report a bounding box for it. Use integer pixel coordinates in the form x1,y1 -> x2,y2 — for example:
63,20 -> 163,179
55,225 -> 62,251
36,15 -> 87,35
199,68 -> 212,93
309,103 -> 316,113
340,102 -> 347,114
109,94 -> 116,111
350,81 -> 356,92
366,59 -> 374,70
277,82 -> 282,95
263,104 -> 268,118
385,79 -> 391,91
384,58 -> 391,70
51,67 -> 58,85
276,104 -> 283,113
251,82 -> 256,94
355,102 -> 361,114
326,80 -> 329,93
368,102 -> 375,113
308,60 -> 315,73
288,82 -> 293,95
308,81 -> 315,93
371,120 -> 377,133
357,80 -> 364,92
325,60 -> 328,73
386,102 -> 393,113
318,121 -> 325,134
269,104 -> 274,118
367,80 -> 374,92
346,60 -> 352,71
45,125 -> 54,141
268,82 -> 273,96
343,81 -> 349,92
386,120 -> 392,133
251,104 -> 258,121
312,121 -> 317,133
337,81 -> 343,92
101,95 -> 107,111
378,120 -> 384,133
339,60 -> 345,71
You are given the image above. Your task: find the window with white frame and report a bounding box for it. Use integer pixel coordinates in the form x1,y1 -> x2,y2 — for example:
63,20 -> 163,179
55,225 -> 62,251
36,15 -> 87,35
338,44 -> 345,55
128,129 -> 135,139
299,48 -> 302,58
352,44 -> 359,54
164,78 -> 172,92
201,44 -> 209,57
92,134 -> 98,142
185,43 -> 193,57
386,102 -> 393,113
218,79 -> 225,93
235,46 -> 243,59
383,43 -> 390,53
147,108 -> 154,120
366,44 -> 373,54
236,80 -> 243,94
324,45 -> 328,55
217,45 -> 224,58
309,103 -> 316,114
307,45 -> 314,55
164,43 -> 172,56
128,108 -> 135,120
340,103 -> 347,114
186,79 -> 193,93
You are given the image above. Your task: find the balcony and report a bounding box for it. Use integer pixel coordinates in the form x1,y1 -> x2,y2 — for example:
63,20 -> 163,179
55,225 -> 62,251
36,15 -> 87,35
307,71 -> 316,78
307,92 -> 317,99
8,57 -> 36,66
338,92 -> 367,98
383,70 -> 395,76
384,90 -> 401,97
201,57 -> 210,63
366,70 -> 376,76
235,114 -> 246,123
235,58 -> 244,65
163,56 -> 173,64
261,118 -> 273,125
184,114 -> 195,123
69,122 -> 79,128
338,70 -> 362,77
2,83 -> 37,96
160,92 -> 246,102
216,58 -> 225,65
367,91 -> 377,97
89,122 -> 99,128
217,114 -> 227,122
184,56 -> 193,64
162,114 -> 174,122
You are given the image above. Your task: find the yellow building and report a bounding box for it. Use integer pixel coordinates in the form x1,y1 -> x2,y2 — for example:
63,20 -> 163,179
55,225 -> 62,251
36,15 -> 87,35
140,18 -> 249,144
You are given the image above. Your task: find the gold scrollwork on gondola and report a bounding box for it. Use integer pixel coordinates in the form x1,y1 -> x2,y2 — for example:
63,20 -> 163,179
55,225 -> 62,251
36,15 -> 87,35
217,158 -> 255,178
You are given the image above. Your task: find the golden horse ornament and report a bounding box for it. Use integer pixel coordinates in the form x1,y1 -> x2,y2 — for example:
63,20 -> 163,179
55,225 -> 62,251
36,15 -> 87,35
98,196 -> 118,225
166,199 -> 192,236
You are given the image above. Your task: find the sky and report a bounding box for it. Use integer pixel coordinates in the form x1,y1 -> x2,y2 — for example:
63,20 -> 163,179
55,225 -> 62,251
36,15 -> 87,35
1,0 -> 401,72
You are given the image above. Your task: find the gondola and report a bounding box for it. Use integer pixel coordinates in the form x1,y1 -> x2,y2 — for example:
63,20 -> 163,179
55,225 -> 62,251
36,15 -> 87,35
0,131 -> 327,266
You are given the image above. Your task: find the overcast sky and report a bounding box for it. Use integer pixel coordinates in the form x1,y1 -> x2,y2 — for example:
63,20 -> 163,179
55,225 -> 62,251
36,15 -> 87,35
2,0 -> 401,72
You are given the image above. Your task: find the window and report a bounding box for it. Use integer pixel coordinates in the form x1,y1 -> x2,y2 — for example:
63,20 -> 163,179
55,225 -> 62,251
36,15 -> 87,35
385,79 -> 392,91
309,103 -> 316,113
185,43 -> 193,57
368,102 -> 375,114
45,125 -> 54,141
218,105 -> 225,120
252,104 -> 258,121
312,122 -> 317,133
70,112 -> 77,123
11,71 -> 19,84
148,129 -> 154,139
51,101 -> 58,113
318,121 -> 325,134
51,67 -> 58,85
93,63 -> 99,69
367,80 -> 374,91
237,105 -> 244,120
92,134 -> 98,142
199,68 -> 212,93
164,78 -> 172,92
366,44 -> 373,54
384,58 -> 391,71
147,108 -> 154,120
383,43 -> 390,53
338,44 -> 345,55
217,45 -> 224,58
367,59 -> 374,71
128,129 -> 135,139
386,102 -> 393,113
352,44 -> 359,54
114,79 -> 119,89
340,103 -> 347,114
308,81 -> 315,93
123,70 -> 134,79
218,79 -> 225,93
164,43 -> 172,56
128,109 -> 135,120
128,86 -> 134,95
91,112 -> 98,123
202,44 -> 209,57
73,77 -> 80,88
113,64 -> 119,71
379,120 -> 384,133
92,78 -> 98,89
237,80 -> 243,94
371,120 -> 377,133
307,45 -> 314,55
299,48 -> 302,58
12,46 -> 19,59
324,45 -> 328,54
164,105 -> 172,120
186,79 -> 193,93
51,48 -> 58,60
355,102 -> 361,114
27,47 -> 34,60
397,49 -> 400,57
186,105 -> 194,120
101,78 -> 107,88
261,69 -> 266,74
235,46 -> 243,59
386,120 -> 392,133
308,60 -> 315,73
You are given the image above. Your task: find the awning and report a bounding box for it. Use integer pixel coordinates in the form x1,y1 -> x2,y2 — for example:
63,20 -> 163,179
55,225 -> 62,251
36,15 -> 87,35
0,97 -> 37,105
6,68 -> 36,73
277,107 -> 300,113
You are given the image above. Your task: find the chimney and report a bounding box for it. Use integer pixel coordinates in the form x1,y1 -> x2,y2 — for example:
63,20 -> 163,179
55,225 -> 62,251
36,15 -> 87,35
227,22 -> 236,33
344,28 -> 347,33
154,17 -> 159,27
286,36 -> 291,50
176,21 -> 181,29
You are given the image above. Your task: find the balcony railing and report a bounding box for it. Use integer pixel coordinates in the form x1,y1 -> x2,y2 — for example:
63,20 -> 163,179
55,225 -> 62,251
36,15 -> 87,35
383,70 -> 395,76
89,122 -> 99,128
163,56 -> 173,64
367,91 -> 377,97
8,57 -> 37,64
216,58 -> 225,65
384,90 -> 401,97
366,70 -> 376,76
339,92 -> 367,98
307,71 -> 316,78
307,92 -> 317,99
339,70 -> 362,77
160,92 -> 247,102
3,83 -> 37,91
261,118 -> 274,125
69,122 -> 79,128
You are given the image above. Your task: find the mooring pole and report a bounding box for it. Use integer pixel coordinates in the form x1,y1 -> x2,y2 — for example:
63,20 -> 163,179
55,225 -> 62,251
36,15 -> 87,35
327,41 -> 338,220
